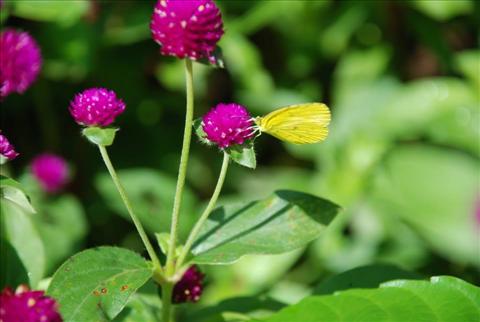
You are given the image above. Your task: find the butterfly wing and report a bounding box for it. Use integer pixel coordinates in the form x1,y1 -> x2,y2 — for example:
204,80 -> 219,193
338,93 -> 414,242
256,103 -> 331,144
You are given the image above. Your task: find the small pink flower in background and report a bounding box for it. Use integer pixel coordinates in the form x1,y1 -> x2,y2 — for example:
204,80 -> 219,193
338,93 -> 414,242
202,103 -> 254,148
0,285 -> 62,322
0,29 -> 42,98
0,132 -> 19,160
150,0 -> 224,61
31,153 -> 69,194
172,265 -> 204,304
69,88 -> 126,127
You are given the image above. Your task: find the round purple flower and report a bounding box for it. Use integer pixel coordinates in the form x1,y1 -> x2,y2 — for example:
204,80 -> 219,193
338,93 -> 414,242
0,29 -> 42,98
0,132 -> 19,160
69,88 -> 126,127
172,265 -> 204,304
0,285 -> 62,322
150,0 -> 224,61
202,103 -> 254,148
31,153 -> 70,194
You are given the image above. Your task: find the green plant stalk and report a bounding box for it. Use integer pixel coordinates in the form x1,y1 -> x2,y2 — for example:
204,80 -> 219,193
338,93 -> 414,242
98,145 -> 163,275
161,282 -> 174,322
165,59 -> 194,277
176,152 -> 230,269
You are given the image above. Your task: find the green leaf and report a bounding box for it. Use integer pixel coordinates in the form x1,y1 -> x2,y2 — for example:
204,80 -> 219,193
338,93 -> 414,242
112,292 -> 162,322
193,118 -> 213,145
411,0 -> 473,21
186,296 -> 286,322
455,50 -> 480,90
82,127 -> 118,146
155,233 -> 170,255
0,197 -> 45,287
12,0 -> 90,27
313,263 -> 422,295
0,238 -> 29,289
190,190 -> 340,264
96,168 -> 197,238
371,145 -> 479,266
112,281 -> 162,322
32,195 -> 88,272
47,247 -> 153,321
0,176 -> 36,214
262,276 -> 480,322
226,143 -> 257,169
155,232 -> 183,257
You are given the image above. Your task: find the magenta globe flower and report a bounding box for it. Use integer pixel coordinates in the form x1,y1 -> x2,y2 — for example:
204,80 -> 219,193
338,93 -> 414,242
172,265 -> 204,304
31,153 -> 70,194
0,29 -> 42,98
0,285 -> 62,322
202,103 -> 254,148
150,0 -> 224,61
69,88 -> 126,127
0,132 -> 19,160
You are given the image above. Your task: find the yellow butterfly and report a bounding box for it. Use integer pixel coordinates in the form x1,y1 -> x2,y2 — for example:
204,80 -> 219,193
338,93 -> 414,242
254,103 -> 331,144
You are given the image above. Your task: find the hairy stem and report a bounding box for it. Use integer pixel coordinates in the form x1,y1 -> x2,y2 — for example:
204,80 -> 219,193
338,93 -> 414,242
98,145 -> 163,274
166,59 -> 195,276
176,152 -> 230,268
161,282 -> 174,322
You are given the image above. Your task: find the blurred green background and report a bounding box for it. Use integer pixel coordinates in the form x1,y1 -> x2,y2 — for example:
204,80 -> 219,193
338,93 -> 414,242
1,0 -> 479,306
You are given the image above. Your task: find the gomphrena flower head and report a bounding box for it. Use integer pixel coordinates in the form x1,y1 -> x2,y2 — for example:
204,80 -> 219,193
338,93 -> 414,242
0,132 -> 19,160
150,0 -> 224,61
0,285 -> 62,322
0,29 -> 42,98
172,265 -> 204,304
202,103 -> 254,148
69,88 -> 126,127
31,153 -> 70,194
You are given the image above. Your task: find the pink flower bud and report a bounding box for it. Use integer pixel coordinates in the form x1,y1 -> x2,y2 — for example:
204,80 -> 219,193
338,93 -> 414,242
202,103 -> 254,148
172,265 -> 204,303
0,29 -> 42,98
69,88 -> 125,127
150,0 -> 224,61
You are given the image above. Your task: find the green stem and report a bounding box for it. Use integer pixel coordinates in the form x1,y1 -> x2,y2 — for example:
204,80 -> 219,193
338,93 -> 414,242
176,152 -> 230,269
161,282 -> 174,322
98,145 -> 163,274
166,59 -> 195,276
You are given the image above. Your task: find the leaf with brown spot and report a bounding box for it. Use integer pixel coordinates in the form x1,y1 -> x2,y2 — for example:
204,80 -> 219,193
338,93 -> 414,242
47,247 -> 153,321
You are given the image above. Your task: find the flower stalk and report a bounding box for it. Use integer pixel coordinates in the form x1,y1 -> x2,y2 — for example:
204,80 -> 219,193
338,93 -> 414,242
161,282 -> 174,322
165,59 -> 195,277
97,144 -> 163,275
177,152 -> 230,268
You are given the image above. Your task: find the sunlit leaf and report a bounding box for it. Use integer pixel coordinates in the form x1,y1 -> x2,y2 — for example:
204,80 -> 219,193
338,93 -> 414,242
12,0 -> 90,26
314,263 -> 422,295
47,247 -> 153,321
0,198 -> 45,287
262,276 -> 480,322
190,190 -> 340,264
